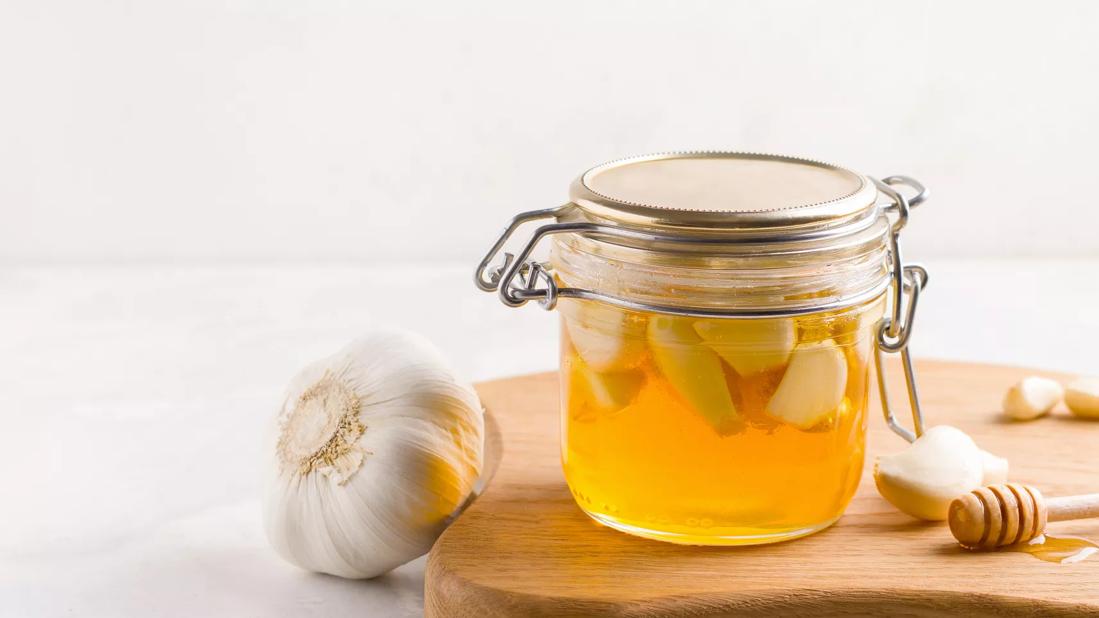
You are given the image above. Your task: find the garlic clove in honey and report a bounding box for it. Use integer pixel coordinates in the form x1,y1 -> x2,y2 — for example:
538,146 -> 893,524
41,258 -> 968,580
980,449 -> 1009,485
648,315 -> 742,435
873,425 -> 984,521
765,339 -> 847,429
571,359 -> 644,412
1002,376 -> 1063,420
844,333 -> 874,369
562,301 -> 646,372
693,317 -> 795,376
1065,377 -> 1099,418
264,329 -> 484,579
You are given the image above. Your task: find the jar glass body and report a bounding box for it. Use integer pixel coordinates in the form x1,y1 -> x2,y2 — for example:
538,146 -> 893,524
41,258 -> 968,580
551,225 -> 889,545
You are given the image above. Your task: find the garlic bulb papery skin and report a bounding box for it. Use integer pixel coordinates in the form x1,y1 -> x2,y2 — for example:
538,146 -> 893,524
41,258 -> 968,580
264,329 -> 484,579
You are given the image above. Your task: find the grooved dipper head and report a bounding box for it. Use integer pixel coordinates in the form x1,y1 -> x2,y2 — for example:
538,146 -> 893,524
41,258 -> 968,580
948,483 -> 1047,550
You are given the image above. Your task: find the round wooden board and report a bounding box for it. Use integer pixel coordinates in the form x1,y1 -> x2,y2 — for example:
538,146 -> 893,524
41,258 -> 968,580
426,361 -> 1099,617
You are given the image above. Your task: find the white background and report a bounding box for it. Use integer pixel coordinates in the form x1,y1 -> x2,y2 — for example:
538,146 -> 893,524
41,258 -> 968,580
4,2 -> 1099,617
3,0 -> 1099,263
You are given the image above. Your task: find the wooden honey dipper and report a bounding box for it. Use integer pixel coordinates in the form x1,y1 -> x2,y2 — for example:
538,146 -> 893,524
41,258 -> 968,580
949,483 -> 1099,549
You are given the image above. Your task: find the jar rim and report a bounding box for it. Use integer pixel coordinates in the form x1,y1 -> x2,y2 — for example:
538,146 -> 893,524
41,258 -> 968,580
550,212 -> 892,318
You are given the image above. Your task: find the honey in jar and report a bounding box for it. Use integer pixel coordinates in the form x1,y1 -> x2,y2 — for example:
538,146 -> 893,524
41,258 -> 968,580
475,152 -> 929,545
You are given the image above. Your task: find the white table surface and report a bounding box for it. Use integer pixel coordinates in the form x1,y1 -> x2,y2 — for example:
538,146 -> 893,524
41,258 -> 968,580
3,259 -> 1097,617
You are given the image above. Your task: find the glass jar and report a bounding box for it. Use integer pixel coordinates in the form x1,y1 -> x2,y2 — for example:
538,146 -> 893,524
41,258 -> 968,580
474,152 -> 929,546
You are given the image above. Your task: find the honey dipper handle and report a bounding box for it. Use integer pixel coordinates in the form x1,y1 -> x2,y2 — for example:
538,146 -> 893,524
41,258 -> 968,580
1046,493 -> 1099,523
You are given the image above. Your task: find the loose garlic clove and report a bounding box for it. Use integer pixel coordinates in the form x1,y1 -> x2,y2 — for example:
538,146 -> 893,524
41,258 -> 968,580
1066,377 -> 1099,418
692,318 -> 795,376
648,315 -> 742,435
873,425 -> 984,521
765,339 -> 847,429
980,449 -> 1009,485
1002,376 -> 1063,420
562,301 -> 645,373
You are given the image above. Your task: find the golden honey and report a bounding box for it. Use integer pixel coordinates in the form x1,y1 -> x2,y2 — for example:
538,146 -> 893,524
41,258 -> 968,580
559,297 -> 883,545
1006,534 -> 1099,564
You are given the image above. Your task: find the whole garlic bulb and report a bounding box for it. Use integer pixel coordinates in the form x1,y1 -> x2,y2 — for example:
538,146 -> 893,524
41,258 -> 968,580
263,329 -> 484,579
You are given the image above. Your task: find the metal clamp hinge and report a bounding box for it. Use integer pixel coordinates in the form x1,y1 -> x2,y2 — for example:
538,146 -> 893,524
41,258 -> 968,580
872,175 -> 930,442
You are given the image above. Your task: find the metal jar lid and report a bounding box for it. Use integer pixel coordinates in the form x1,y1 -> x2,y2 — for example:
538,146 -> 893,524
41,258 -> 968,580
569,152 -> 880,237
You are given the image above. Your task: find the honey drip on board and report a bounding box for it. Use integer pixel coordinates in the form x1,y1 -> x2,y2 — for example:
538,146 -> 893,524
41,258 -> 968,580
1005,534 -> 1099,564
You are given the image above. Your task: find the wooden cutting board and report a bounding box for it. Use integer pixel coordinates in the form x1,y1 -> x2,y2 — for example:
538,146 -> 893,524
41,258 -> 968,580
426,361 -> 1099,616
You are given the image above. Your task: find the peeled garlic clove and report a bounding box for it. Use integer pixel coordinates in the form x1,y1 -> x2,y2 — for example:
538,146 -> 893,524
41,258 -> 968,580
562,301 -> 645,372
846,333 -> 873,368
844,307 -> 881,366
264,329 -> 484,579
572,360 -> 643,412
765,339 -> 847,429
873,425 -> 984,521
980,449 -> 1009,485
648,315 -> 742,435
692,318 -> 795,376
1066,377 -> 1099,419
1002,376 -> 1063,420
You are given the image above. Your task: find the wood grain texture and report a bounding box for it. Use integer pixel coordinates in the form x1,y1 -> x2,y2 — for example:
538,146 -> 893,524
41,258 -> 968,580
426,361 -> 1099,617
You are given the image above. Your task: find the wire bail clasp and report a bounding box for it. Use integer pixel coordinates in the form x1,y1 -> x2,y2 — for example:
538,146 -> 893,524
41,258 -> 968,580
473,204 -> 573,310
872,176 -> 930,443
